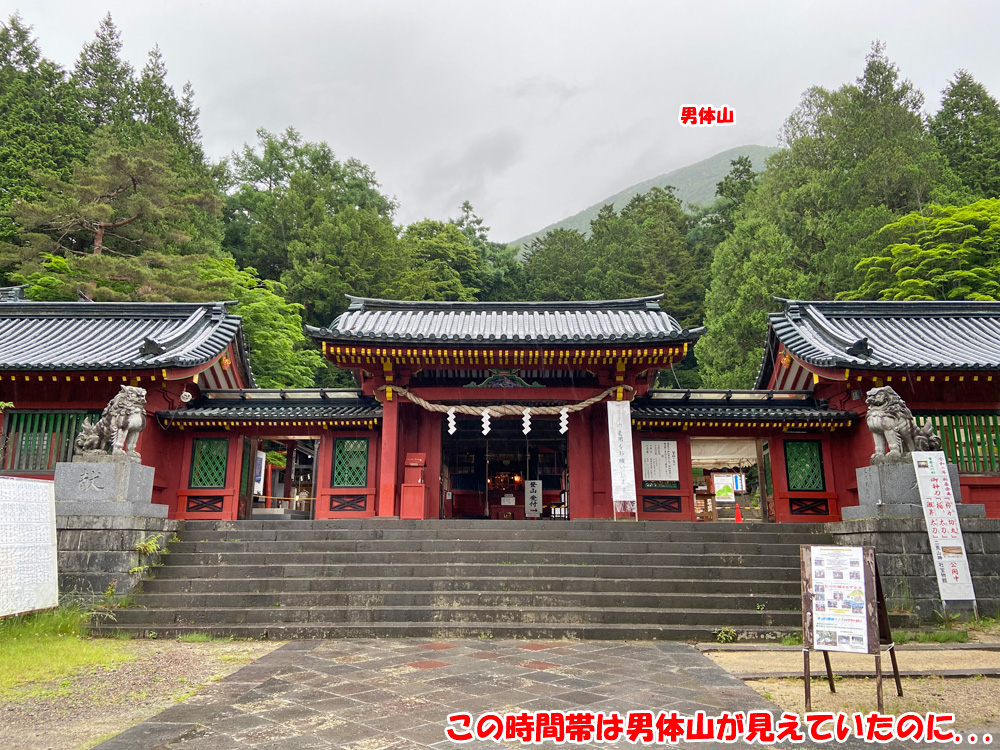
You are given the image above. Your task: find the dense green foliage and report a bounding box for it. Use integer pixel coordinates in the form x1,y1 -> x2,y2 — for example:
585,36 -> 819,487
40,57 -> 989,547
695,43 -> 996,388
846,199 -> 1000,301
4,20 -> 1000,391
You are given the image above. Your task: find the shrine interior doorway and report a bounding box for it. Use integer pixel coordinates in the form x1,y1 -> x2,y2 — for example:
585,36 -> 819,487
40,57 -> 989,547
440,414 -> 568,520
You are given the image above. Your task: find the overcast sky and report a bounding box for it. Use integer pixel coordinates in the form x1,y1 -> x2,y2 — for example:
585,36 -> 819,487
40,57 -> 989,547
13,1 -> 1000,241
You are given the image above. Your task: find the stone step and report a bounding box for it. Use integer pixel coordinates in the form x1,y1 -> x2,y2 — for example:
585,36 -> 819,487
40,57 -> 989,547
149,563 -> 802,581
128,590 -> 803,611
89,621 -> 799,642
155,551 -> 803,567
178,528 -> 831,545
180,519 -> 830,532
167,539 -> 810,555
106,605 -> 806,627
140,576 -> 802,596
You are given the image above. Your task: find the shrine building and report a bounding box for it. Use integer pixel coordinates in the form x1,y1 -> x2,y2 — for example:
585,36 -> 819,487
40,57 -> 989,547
2,290 -> 999,523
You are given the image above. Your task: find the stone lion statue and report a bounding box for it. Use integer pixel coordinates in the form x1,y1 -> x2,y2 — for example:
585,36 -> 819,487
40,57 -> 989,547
866,386 -> 941,465
74,385 -> 147,462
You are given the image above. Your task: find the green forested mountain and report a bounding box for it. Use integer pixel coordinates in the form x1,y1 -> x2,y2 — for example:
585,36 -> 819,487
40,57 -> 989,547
509,144 -> 778,248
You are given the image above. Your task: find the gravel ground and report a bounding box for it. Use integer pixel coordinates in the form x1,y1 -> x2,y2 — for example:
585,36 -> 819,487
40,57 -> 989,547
0,639 -> 280,750
705,647 -> 1000,731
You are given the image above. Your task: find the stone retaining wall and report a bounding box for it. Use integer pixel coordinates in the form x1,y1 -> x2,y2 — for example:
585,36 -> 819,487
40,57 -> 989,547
57,515 -> 182,599
826,517 -> 1000,620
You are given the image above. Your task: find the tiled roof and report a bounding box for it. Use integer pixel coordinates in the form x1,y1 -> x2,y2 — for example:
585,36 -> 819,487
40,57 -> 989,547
309,295 -> 702,345
632,390 -> 855,424
757,299 -> 1000,388
159,389 -> 380,422
0,301 -> 247,372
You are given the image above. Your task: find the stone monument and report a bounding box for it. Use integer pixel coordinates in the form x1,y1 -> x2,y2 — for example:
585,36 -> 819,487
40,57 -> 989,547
54,385 -> 165,518
843,386 -> 984,520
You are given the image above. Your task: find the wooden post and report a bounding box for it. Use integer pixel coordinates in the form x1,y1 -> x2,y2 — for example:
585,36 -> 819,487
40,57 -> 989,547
875,653 -> 884,713
823,650 -> 836,693
284,440 -> 297,509
889,645 -> 903,697
803,649 -> 812,712
378,396 -> 399,517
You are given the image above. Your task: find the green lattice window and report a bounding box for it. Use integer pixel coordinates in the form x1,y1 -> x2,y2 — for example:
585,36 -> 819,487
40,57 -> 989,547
1,410 -> 100,473
239,440 -> 252,495
190,438 -> 229,489
784,440 -> 825,492
333,438 -> 368,487
761,440 -> 774,498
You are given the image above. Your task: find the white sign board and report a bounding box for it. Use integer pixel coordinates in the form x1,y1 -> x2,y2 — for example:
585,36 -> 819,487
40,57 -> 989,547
0,477 -> 59,618
809,545 -> 869,654
641,440 -> 678,482
525,480 -> 542,519
500,493 -> 515,506
714,473 -> 736,502
253,450 -> 266,495
912,451 -> 976,602
607,401 -> 637,516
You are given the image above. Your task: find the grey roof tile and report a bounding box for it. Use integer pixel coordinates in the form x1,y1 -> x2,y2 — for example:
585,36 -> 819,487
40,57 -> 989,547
159,390 -> 380,421
309,295 -> 702,345
0,301 -> 247,372
633,390 -> 854,424
757,299 -> 1000,388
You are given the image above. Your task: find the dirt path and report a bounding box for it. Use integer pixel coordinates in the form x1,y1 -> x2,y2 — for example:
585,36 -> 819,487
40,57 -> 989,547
0,639 -> 280,750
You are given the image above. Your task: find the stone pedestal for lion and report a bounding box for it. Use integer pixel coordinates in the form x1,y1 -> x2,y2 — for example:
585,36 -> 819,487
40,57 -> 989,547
843,463 -> 985,520
54,386 -> 177,598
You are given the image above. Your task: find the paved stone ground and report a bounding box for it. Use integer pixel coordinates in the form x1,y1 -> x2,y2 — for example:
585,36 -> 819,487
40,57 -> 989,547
93,639 -> 982,750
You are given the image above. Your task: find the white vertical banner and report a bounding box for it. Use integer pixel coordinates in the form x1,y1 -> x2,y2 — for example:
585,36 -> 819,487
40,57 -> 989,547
607,401 -> 638,518
525,480 -> 542,518
0,477 -> 59,618
912,451 -> 977,603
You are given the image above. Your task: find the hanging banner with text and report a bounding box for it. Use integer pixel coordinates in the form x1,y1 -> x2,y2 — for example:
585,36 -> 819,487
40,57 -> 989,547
641,440 -> 679,483
0,476 -> 58,618
607,401 -> 637,516
912,451 -> 976,603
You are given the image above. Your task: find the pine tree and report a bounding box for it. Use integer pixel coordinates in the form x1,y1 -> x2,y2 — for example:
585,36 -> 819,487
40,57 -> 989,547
73,13 -> 134,131
931,71 -> 1000,199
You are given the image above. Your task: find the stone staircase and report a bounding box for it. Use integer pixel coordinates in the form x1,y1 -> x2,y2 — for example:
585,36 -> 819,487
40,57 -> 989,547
91,519 -> 918,640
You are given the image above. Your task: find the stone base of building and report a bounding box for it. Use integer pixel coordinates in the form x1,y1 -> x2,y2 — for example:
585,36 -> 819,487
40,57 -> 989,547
826,517 -> 1000,620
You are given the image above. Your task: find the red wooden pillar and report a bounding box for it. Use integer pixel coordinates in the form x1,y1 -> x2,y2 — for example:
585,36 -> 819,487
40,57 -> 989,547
568,410 -> 594,519
378,394 -> 400,516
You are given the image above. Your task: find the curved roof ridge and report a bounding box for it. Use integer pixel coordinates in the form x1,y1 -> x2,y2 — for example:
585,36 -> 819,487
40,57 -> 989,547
345,294 -> 665,312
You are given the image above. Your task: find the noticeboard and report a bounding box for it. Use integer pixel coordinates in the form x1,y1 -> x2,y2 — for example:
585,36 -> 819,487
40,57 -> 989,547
641,440 -> 679,483
0,476 -> 59,618
801,545 -> 878,655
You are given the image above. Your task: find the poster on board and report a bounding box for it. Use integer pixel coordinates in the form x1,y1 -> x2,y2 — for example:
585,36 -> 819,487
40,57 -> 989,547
912,451 -> 976,603
607,401 -> 637,515
641,440 -> 679,482
0,477 -> 59,618
801,545 -> 878,655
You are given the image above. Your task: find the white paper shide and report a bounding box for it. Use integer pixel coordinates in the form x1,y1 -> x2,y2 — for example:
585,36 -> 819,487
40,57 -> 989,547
0,477 -> 59,618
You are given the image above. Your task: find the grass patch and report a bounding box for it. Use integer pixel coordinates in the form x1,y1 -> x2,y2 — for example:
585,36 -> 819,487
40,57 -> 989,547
0,604 -> 134,698
780,632 -> 803,646
893,629 -> 968,644
176,632 -> 213,643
